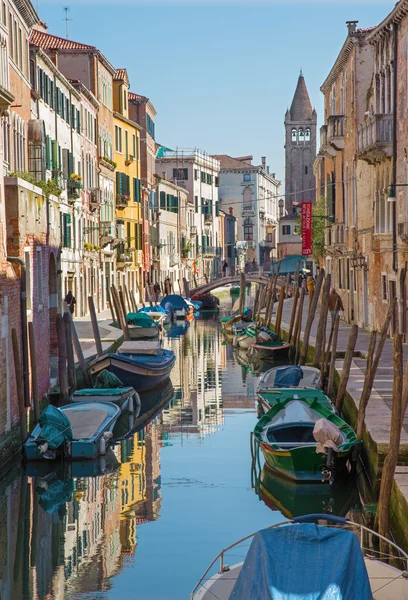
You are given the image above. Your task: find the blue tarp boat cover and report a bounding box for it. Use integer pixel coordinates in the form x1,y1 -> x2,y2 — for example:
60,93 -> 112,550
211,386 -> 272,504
94,369 -> 123,388
38,479 -> 74,514
160,294 -> 189,311
230,524 -> 372,600
37,405 -> 73,450
126,312 -> 156,327
139,306 -> 168,315
274,366 -> 304,387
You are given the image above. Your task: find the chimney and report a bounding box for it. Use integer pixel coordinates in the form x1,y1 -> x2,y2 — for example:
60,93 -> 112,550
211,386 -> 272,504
272,173 -> 276,179
261,156 -> 266,169
229,207 -> 233,216
346,21 -> 358,35
267,166 -> 270,174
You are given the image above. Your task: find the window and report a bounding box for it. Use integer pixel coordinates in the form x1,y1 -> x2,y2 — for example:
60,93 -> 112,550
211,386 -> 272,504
206,173 -> 212,185
244,218 -> 254,241
115,125 -> 122,152
351,161 -> 356,226
194,195 -> 198,212
298,128 -> 305,142
243,186 -> 253,211
201,171 -> 206,183
173,168 -> 188,180
25,249 -> 31,311
382,275 -> 387,301
125,130 -> 128,160
305,128 -> 311,141
61,213 -> 72,248
9,14 -> 12,60
36,247 -> 43,304
243,174 -> 251,182
215,176 -> 219,187
282,225 -> 291,235
194,169 -> 199,180
305,166 -> 308,175
2,3 -> 6,26
291,128 -> 297,142
123,89 -> 127,111
132,134 -> 136,159
146,114 -> 155,139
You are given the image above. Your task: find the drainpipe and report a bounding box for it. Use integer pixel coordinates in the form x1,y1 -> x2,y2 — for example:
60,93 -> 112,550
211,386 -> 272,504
392,22 -> 398,274
7,257 -> 30,408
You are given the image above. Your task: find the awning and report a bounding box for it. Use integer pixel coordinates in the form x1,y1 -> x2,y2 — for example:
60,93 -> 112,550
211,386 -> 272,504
273,255 -> 310,274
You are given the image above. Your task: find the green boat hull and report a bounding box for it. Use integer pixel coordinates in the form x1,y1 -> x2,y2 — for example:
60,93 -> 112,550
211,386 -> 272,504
254,396 -> 360,483
258,389 -> 335,415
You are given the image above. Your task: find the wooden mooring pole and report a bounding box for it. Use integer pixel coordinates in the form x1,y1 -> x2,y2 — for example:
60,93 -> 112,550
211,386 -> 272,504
63,302 -> 91,387
335,324 -> 359,414
313,273 -> 331,368
320,299 -> 339,391
238,272 -> 246,316
88,296 -> 103,358
28,322 -> 40,422
63,312 -> 76,391
274,283 -> 286,339
299,269 -> 325,366
56,314 -> 69,402
12,328 -> 27,442
111,286 -> 131,341
377,334 -> 404,549
327,314 -> 340,398
293,285 -> 306,364
287,284 -> 299,344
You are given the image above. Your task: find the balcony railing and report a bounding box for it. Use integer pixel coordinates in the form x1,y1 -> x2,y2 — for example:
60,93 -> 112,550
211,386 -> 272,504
90,188 -> 102,208
169,253 -> 179,267
357,114 -> 393,163
202,246 -> 216,256
260,239 -> 276,249
327,115 -> 345,149
242,205 -> 255,217
116,193 -> 130,208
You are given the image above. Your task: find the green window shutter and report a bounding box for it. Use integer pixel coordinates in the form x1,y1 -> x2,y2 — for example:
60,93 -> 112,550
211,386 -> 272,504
167,194 -> 172,211
63,214 -> 71,248
45,136 -> 51,170
76,109 -> 81,134
201,197 -> 206,214
51,140 -> 58,171
215,200 -> 220,216
133,178 -> 137,202
137,179 -> 141,202
174,194 -> 179,213
60,212 -> 63,245
68,152 -> 74,177
160,191 -> 166,209
116,171 -> 122,196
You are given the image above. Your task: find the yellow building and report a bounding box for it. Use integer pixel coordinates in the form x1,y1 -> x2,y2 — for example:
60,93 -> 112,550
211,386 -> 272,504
118,434 -> 147,555
113,69 -> 143,299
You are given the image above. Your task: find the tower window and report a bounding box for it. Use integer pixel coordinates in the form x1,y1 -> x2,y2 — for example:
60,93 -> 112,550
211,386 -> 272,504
291,128 -> 297,142
298,128 -> 305,142
305,166 -> 308,175
305,128 -> 311,141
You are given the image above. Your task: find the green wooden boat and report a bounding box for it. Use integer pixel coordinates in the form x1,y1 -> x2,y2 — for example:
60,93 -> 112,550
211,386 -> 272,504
254,396 -> 360,483
258,388 -> 335,416
249,339 -> 291,360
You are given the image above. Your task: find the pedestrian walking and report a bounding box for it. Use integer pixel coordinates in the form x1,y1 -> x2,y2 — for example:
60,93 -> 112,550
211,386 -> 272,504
222,260 -> 228,277
307,276 -> 315,309
64,290 -> 76,314
164,277 -> 172,296
153,282 -> 161,302
328,287 -> 344,322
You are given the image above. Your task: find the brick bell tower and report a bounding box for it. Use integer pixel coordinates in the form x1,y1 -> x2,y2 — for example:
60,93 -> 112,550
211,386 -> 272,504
284,71 -> 317,215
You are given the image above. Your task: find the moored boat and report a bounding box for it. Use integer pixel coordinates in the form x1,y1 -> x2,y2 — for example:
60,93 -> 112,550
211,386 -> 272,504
258,388 -> 335,415
24,402 -> 121,461
248,339 -> 291,360
160,294 -> 192,319
191,514 -> 408,599
138,305 -> 171,325
254,397 -> 360,482
257,365 -> 321,393
71,386 -> 141,414
126,312 -> 160,340
88,341 -> 176,392
234,324 -> 276,350
190,291 -> 220,310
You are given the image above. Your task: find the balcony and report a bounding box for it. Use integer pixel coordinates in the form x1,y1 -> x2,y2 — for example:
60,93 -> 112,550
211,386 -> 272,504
116,252 -> 133,268
260,239 -> 276,249
169,253 -> 179,267
357,114 -> 393,164
242,205 -> 255,217
116,193 -> 130,208
90,188 -> 102,209
202,246 -> 216,257
204,213 -> 213,226
319,125 -> 336,158
327,115 -> 345,150
190,225 -> 197,236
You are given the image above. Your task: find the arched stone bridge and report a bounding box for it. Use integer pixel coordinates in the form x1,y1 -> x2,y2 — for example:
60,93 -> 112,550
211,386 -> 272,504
190,274 -> 289,296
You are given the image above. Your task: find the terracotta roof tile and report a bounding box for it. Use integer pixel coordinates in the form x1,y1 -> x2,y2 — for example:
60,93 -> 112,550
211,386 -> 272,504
356,26 -> 377,33
128,91 -> 147,102
114,68 -> 128,81
212,154 -> 258,170
30,30 -> 96,51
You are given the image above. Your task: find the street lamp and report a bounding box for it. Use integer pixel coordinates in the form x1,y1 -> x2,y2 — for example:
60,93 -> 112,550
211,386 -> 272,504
387,183 -> 408,202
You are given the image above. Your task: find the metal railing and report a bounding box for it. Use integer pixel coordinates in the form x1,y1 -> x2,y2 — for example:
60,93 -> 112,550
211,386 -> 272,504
327,115 -> 345,139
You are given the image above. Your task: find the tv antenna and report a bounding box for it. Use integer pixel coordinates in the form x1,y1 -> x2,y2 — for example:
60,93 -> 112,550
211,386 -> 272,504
63,7 -> 72,39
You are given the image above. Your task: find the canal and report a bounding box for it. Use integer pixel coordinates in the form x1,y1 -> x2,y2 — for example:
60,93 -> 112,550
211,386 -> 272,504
0,301 -> 362,600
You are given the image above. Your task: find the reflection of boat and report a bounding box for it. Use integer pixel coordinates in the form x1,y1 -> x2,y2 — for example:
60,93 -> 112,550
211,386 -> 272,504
230,285 -> 240,299
160,294 -> 192,319
258,388 -> 335,415
257,465 -> 359,519
248,339 -> 291,360
191,515 -> 408,600
113,379 -> 175,440
71,386 -> 141,414
166,319 -> 190,338
25,402 -> 121,461
126,312 -> 160,340
25,446 -> 120,478
190,291 -> 220,310
257,365 -> 321,393
254,398 -> 360,482
88,341 -> 176,392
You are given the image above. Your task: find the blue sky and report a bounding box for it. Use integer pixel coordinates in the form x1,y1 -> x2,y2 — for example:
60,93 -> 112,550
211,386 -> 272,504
37,0 -> 394,181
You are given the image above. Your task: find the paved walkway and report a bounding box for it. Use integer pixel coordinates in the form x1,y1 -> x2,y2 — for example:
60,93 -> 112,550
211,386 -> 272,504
280,296 -> 408,437
73,309 -> 122,361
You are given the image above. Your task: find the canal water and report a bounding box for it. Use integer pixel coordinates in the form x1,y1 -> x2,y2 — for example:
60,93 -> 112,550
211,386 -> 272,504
0,301 -> 362,600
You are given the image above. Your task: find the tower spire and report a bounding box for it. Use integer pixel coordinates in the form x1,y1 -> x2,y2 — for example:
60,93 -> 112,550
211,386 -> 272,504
289,72 -> 313,122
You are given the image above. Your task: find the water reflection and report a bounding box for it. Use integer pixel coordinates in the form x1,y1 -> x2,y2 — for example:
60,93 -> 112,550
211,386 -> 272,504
0,311 -> 366,599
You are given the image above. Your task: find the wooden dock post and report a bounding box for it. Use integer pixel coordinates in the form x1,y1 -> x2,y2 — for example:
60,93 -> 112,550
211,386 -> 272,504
111,286 -> 131,341
107,286 -> 117,325
267,263 -> 281,321
28,322 -> 39,422
56,314 -> 69,402
378,334 -> 404,547
124,284 -> 133,313
119,288 -> 128,317
266,275 -> 280,329
320,301 -> 339,390
131,290 -> 139,312
183,278 -> 190,299
313,273 -> 331,368
335,324 -> 359,414
137,282 -> 146,308
12,328 -> 27,442
88,296 -> 103,357
274,283 -> 286,339
327,314 -> 340,397
299,269 -> 325,366
238,272 -> 246,316
63,312 -> 76,391
63,303 -> 92,387
287,284 -> 299,343
356,302 -> 394,441
293,285 -> 306,364
253,286 -> 261,319
256,285 -> 267,324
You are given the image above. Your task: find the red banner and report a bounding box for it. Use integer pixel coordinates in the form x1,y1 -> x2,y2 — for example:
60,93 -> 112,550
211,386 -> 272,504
301,202 -> 312,256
